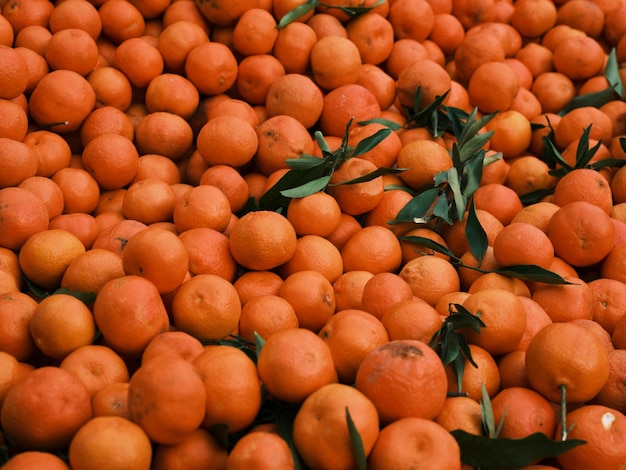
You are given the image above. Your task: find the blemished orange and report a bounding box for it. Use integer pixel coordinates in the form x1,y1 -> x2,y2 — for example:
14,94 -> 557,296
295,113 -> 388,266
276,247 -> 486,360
342,225 -> 403,274
525,322 -> 610,403
491,386 -> 556,439
318,308 -> 389,384
360,272 -> 414,320
257,327 -> 338,403
151,427 -> 228,470
399,255 -> 461,307
293,383 -> 379,469
192,345 -> 262,433
196,115 -> 259,168
91,219 -> 148,259
128,354 -> 206,445
68,416 -> 152,470
0,366 -> 91,451
381,298 -> 443,343
493,222 -> 555,269
446,343 -> 501,401
172,274 -> 241,343
29,293 -> 96,360
355,340 -> 447,423
1,451 -> 71,470
310,35 -> 362,90
229,211 -> 297,271
556,405 -> 626,470
19,229 -> 86,291
369,416 -> 461,469
254,114 -> 315,176
93,275 -> 170,358
547,200 -> 615,267
0,291 -> 38,361
462,287 -> 527,355
59,344 -> 128,398
122,227 -> 188,295
238,294 -> 299,343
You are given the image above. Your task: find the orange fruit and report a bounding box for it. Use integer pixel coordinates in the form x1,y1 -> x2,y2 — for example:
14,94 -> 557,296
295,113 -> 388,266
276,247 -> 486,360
399,226 -> 451,264
547,200 -> 615,267
29,293 -> 96,360
18,175 -> 63,221
113,36 -> 163,88
348,121 -> 403,170
185,41 -> 238,96
526,322 -> 610,403
122,227 -> 188,295
0,98 -> 28,141
81,133 -> 139,190
593,349 -> 626,413
509,200 -> 560,232
91,219 -> 148,259
0,291 -> 38,361
332,270 -> 374,312
128,354 -> 206,445
238,294 -> 299,343
173,184 -> 232,234
134,111 -> 194,161
453,32 -> 506,83
229,211 -> 297,271
0,187 -> 50,251
327,157 -> 385,216
434,395 -> 484,435
171,273 -> 241,342
68,416 -> 152,470
257,327 -> 338,403
368,417 -> 461,469
0,138 -> 38,189
498,350 -> 531,390
0,44 -> 29,100
231,7 -> 278,56
272,21 -> 317,74
397,139 -> 453,191
98,0 -> 145,43
45,28 -> 99,76
233,270 -> 283,306
278,234 -> 343,283
1,366 -> 91,451
1,451 -> 70,470
178,227 -> 237,281
226,431 -> 294,469
399,255 -> 461,307
396,58 -> 451,111
532,276 -> 594,322
286,191 -> 342,238
360,272 -> 414,320
601,244 -> 626,284
491,386 -> 556,439
265,73 -> 324,129
86,66 -> 132,111
196,115 -> 258,168
310,35 -> 362,90
381,298 -> 443,343
293,383 -> 379,469
473,183 -> 524,226
80,106 -> 135,147
551,168 -> 613,213
192,345 -> 262,433
510,0 -> 557,38
93,275 -> 170,358
588,278 -> 626,336
198,165 -> 249,214
493,221 -> 555,269
342,225 -> 403,274
553,106 -> 613,150
121,179 -> 177,225
319,83 -> 381,138
318,308 -> 389,384
151,427 -> 228,470
28,69 -> 95,133
515,296 -> 553,352
19,229 -> 86,291
51,167 -> 101,215
355,339 -> 447,423
446,343 -> 501,401
156,19 -> 208,74
553,34 -> 605,81
468,60 -> 520,113
278,270 -> 336,332
556,405 -> 626,470
144,73 -> 200,120
22,130 -> 71,178
141,330 -> 204,365
59,344 -> 128,398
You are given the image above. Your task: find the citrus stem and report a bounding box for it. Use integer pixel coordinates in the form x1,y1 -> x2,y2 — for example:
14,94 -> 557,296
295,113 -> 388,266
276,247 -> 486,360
559,384 -> 568,441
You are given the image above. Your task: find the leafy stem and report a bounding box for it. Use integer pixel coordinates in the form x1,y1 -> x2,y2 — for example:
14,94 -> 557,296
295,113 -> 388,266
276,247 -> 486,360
277,0 -> 386,28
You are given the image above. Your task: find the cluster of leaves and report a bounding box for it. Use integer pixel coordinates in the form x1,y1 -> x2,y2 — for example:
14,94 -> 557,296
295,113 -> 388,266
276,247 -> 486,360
277,0 -> 386,28
238,118 -> 404,216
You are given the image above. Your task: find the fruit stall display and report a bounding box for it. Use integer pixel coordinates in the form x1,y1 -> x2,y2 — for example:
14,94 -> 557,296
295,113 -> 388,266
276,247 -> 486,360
0,0 -> 626,468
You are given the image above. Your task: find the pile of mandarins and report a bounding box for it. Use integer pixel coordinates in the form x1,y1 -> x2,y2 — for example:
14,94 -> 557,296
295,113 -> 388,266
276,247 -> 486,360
1,0 -> 626,468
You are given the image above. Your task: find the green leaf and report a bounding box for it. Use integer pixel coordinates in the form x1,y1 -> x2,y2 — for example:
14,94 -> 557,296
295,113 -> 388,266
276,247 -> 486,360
589,158 -> 626,171
481,383 -> 497,438
391,187 -> 440,224
254,331 -> 265,361
346,408 -> 368,470
574,125 -> 602,169
334,0 -> 386,17
280,175 -> 332,198
357,117 -> 404,131
494,265 -> 571,284
458,130 -> 493,163
329,167 -> 406,186
558,87 -> 617,116
465,200 -> 488,263
277,0 -> 318,28
432,191 -> 453,225
605,48 -> 625,98
351,127 -> 392,157
543,135 -> 572,173
463,150 -> 486,198
397,235 -> 458,260
285,154 -> 327,170
275,402 -> 307,470
447,167 -> 466,221
53,287 -> 97,305
519,188 -> 555,206
451,430 -> 586,469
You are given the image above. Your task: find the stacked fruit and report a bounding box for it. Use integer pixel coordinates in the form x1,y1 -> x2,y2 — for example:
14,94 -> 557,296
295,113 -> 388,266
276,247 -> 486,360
1,0 -> 626,468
